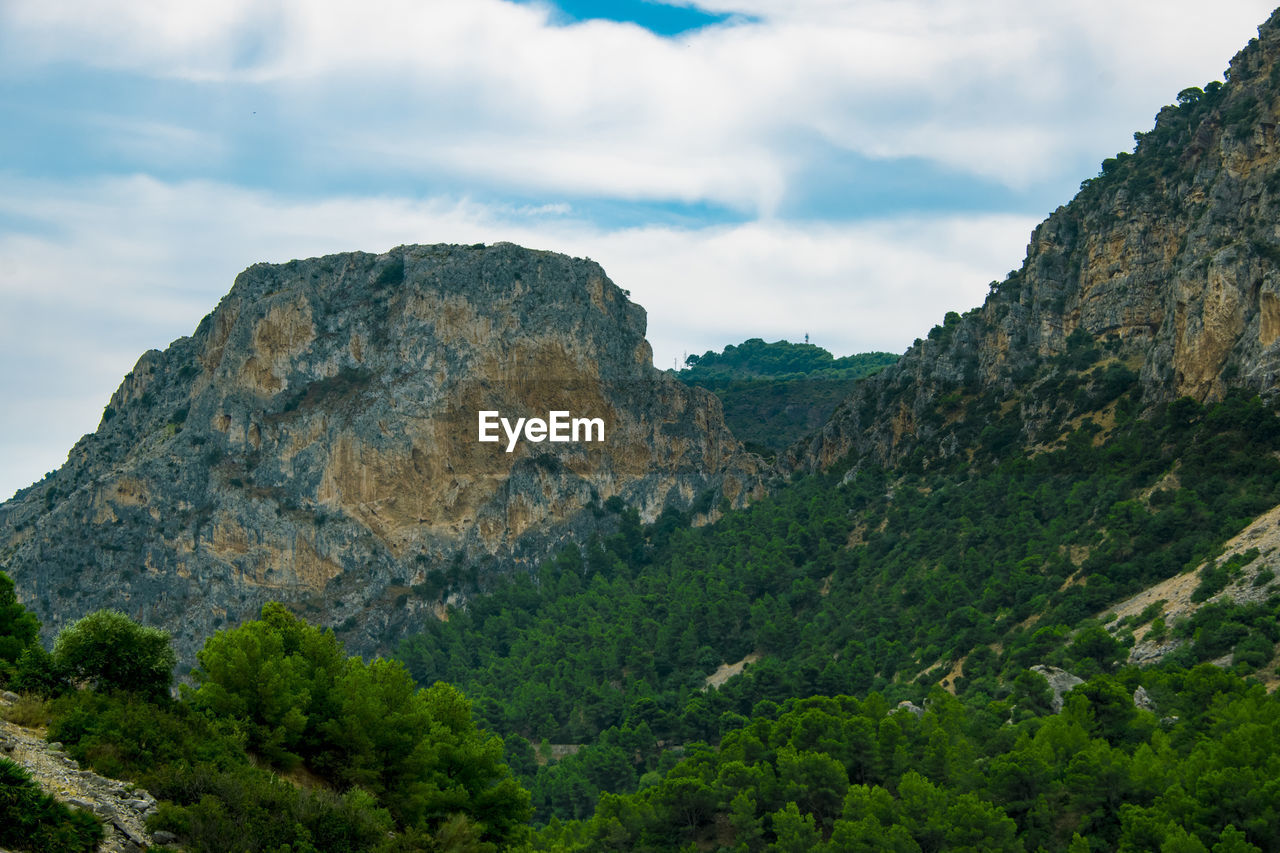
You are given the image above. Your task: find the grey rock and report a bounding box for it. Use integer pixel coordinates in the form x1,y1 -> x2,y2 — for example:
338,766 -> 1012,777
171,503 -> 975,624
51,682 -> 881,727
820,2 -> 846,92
787,14 -> 1280,476
1,718 -> 161,853
896,700 -> 925,719
0,691 -> 19,703
1031,665 -> 1085,713
152,830 -> 179,845
90,801 -> 119,819
0,243 -> 766,661
1133,685 -> 1156,712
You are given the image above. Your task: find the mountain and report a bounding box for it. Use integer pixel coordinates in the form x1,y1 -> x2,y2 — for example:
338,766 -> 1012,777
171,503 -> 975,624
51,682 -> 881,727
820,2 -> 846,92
10,11 -> 1280,853
791,14 -> 1280,475
676,339 -> 898,458
0,243 -> 765,661
379,10 -> 1280,839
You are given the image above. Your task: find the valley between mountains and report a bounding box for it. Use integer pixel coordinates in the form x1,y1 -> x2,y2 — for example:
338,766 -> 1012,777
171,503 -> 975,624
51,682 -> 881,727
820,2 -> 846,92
8,8 -> 1280,853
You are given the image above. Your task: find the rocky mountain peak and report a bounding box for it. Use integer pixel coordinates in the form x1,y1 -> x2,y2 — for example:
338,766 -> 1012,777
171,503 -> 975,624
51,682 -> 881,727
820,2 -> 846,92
0,243 -> 765,660
791,11 -> 1280,475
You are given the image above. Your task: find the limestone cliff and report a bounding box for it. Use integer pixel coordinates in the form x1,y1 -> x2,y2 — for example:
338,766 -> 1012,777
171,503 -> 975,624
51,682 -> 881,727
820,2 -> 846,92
0,243 -> 765,660
793,9 -> 1280,474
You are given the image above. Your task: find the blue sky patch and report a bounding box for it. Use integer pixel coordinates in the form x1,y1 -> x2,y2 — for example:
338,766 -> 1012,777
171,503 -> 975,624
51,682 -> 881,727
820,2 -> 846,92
513,0 -> 743,36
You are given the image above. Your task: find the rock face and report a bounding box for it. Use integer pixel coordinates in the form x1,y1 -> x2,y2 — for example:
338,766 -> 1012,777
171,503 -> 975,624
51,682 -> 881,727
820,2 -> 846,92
1106,500 -> 1280,666
791,10 -> 1280,474
0,243 -> 764,659
1030,665 -> 1085,714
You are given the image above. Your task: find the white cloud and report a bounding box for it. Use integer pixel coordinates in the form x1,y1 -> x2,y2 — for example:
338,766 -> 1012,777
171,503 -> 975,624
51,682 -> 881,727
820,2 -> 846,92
0,0 -> 1275,498
2,1 -> 1273,208
0,175 -> 1034,498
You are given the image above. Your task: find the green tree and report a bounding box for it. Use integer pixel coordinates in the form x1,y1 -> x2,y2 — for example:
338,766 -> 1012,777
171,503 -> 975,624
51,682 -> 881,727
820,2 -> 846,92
52,610 -> 175,698
188,603 -> 530,846
1069,626 -> 1125,675
406,682 -> 532,844
0,571 -> 39,680
771,801 -> 821,853
187,601 -> 345,767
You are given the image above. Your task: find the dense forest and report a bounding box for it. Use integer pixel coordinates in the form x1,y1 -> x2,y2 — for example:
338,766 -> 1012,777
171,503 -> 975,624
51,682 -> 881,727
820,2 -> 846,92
676,339 -> 897,456
8,34 -> 1280,851
392,367 -> 1280,838
4,381 -> 1280,850
7,319 -> 1280,852
0,596 -> 529,852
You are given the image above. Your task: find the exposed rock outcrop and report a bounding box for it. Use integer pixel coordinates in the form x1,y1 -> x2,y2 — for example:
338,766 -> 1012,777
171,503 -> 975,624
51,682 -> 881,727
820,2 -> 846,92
791,9 -> 1280,475
1106,499 -> 1280,665
0,243 -> 765,660
1030,665 -> 1085,713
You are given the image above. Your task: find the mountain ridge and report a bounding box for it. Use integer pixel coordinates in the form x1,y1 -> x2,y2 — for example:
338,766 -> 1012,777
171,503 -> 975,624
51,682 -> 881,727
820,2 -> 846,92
0,243 -> 766,661
789,7 -> 1280,476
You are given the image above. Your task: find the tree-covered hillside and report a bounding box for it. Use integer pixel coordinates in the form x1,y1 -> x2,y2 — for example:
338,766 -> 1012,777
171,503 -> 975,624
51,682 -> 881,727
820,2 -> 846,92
0,597 -> 530,852
680,339 -> 897,381
394,356 -> 1280,840
535,665 -> 1280,851
676,339 -> 897,456
9,13 -> 1280,849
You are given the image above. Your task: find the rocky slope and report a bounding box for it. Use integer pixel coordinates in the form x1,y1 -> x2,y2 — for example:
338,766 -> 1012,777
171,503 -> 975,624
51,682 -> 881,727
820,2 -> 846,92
1108,500 -> 1280,677
792,8 -> 1280,475
1,693 -> 160,853
0,243 -> 764,661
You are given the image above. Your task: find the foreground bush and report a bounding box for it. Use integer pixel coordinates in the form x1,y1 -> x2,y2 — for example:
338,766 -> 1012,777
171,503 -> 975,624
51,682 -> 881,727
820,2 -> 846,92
53,609 -> 176,698
0,757 -> 102,852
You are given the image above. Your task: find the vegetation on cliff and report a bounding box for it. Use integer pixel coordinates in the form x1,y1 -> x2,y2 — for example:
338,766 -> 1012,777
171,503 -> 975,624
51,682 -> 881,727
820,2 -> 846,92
679,339 -> 897,382
7,10 -> 1280,853
395,387 -> 1280,833
676,339 -> 897,456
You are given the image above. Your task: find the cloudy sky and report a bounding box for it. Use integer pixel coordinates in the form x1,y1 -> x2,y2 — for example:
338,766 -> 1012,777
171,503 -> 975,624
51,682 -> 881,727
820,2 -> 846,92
1,0 -> 1275,499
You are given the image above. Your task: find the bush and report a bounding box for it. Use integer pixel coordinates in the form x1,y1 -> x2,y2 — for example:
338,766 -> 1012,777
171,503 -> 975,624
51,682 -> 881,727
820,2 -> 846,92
146,766 -> 393,853
189,603 -> 531,845
0,757 -> 103,852
0,571 -> 40,682
53,610 -> 176,698
1,693 -> 51,728
12,645 -> 66,697
1231,633 -> 1273,671
48,690 -> 244,782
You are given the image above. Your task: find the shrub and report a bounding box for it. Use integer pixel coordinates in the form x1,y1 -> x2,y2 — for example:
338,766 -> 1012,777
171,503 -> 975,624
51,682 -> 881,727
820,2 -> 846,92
0,757 -> 103,852
12,645 -> 67,697
53,610 -> 176,698
0,571 -> 40,682
1,693 -> 51,728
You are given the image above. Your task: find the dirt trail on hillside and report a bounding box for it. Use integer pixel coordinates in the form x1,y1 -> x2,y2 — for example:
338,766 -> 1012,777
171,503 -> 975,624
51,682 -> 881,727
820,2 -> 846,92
0,692 -> 161,852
